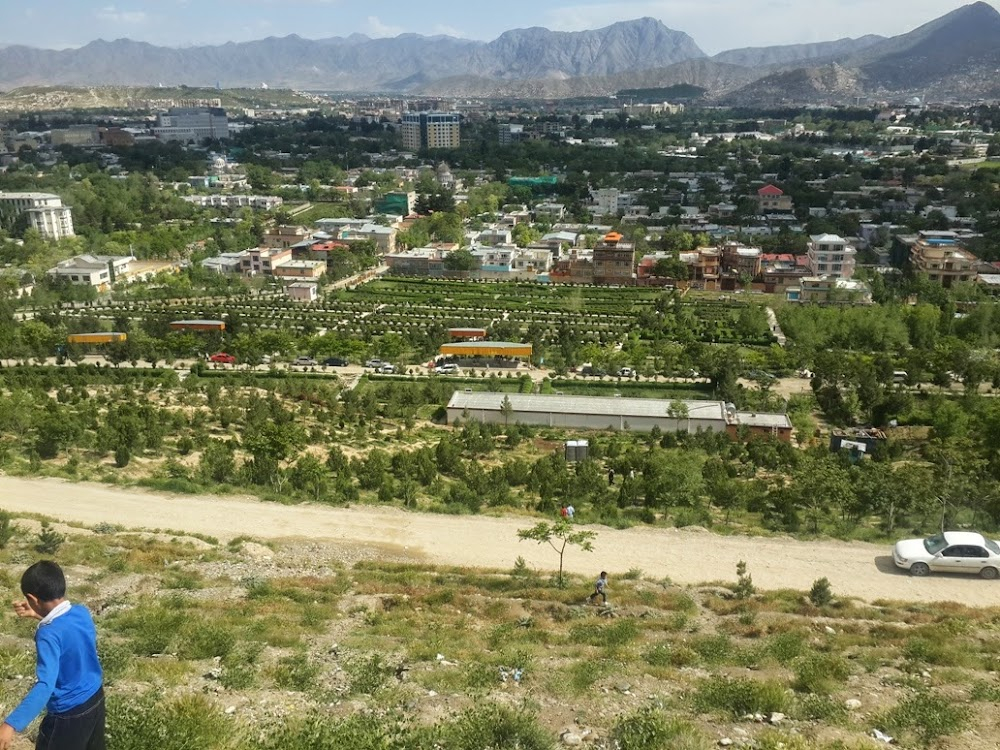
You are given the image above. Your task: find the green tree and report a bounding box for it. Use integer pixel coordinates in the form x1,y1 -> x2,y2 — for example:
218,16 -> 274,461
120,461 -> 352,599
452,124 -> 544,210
517,519 -> 596,587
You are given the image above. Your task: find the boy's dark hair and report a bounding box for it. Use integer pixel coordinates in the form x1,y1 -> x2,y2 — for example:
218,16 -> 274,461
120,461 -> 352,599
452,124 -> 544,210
600,571 -> 607,577
21,561 -> 66,602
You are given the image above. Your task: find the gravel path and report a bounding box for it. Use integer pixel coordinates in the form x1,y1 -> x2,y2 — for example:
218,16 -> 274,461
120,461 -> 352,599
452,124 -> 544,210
3,475 -> 998,606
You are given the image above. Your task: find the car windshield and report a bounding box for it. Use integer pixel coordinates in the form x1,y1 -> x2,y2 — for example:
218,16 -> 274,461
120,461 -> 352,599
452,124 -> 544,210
924,534 -> 948,554
987,539 -> 1000,555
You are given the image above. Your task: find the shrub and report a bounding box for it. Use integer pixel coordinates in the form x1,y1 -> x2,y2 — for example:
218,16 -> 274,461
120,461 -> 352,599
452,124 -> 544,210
177,620 -> 236,660
734,560 -> 755,600
35,523 -> 65,554
691,635 -> 736,665
568,659 -> 611,694
809,577 -> 833,607
693,676 -> 789,717
253,715 -> 394,750
643,644 -> 673,668
437,704 -> 552,750
903,637 -> 973,668
612,707 -> 710,750
112,604 -> 185,656
220,642 -> 263,691
274,650 -> 320,692
107,693 -> 235,750
97,640 -> 132,683
346,653 -> 391,695
0,511 -> 19,549
792,652 -> 851,694
877,692 -> 972,747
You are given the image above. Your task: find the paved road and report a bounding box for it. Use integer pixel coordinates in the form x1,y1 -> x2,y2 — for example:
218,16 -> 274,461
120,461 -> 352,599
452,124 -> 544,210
1,476 -> 996,606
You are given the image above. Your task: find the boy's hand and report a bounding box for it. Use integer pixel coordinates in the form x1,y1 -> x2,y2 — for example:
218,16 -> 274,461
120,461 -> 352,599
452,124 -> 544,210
12,601 -> 41,620
0,722 -> 15,750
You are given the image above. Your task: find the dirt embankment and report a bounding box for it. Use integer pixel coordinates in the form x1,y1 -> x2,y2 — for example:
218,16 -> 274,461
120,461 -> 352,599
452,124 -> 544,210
2,475 -> 997,607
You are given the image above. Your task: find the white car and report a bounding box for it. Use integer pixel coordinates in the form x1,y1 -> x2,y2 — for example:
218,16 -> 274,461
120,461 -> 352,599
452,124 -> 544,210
893,531 -> 1000,579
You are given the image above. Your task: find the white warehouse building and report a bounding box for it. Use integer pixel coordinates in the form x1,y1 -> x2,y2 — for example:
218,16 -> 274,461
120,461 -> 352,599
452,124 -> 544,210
447,392 -> 730,433
446,392 -> 793,441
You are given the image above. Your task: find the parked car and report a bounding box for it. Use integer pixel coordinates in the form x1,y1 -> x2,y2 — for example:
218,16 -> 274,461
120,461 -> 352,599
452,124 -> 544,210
379,364 -> 396,374
209,352 -> 236,364
618,367 -> 634,378
323,357 -> 349,367
292,356 -> 317,366
365,359 -> 384,368
893,531 -> 1000,578
436,363 -> 460,374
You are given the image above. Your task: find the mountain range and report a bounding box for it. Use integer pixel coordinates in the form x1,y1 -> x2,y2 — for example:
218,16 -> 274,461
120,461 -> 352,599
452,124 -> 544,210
1,3 -> 999,104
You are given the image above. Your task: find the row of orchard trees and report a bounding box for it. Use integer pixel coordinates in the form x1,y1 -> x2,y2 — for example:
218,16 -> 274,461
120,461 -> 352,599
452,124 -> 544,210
1,366 -> 999,535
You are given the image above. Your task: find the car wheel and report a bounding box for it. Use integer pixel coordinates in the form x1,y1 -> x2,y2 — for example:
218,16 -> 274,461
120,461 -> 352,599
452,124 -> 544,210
981,567 -> 999,580
910,562 -> 930,577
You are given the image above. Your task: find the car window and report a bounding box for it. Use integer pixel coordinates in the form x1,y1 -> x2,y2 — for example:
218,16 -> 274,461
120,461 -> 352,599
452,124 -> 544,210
987,539 -> 1000,555
924,534 -> 948,554
969,546 -> 989,559
941,546 -> 966,557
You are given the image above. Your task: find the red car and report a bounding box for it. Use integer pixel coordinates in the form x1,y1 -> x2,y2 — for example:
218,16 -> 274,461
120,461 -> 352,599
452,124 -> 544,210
209,352 -> 236,364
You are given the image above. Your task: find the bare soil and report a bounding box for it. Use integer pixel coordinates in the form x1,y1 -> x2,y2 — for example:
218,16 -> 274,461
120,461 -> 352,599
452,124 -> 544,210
3,475 -> 998,607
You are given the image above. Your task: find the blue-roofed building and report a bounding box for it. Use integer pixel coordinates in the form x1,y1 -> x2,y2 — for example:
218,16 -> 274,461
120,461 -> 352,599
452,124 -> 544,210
909,231 -> 980,288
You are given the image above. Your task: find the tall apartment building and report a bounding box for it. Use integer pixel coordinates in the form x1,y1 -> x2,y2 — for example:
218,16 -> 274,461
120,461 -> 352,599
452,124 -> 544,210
401,112 -> 461,151
807,234 -> 857,279
0,191 -> 75,240
909,232 -> 979,287
593,231 -> 636,286
153,107 -> 229,143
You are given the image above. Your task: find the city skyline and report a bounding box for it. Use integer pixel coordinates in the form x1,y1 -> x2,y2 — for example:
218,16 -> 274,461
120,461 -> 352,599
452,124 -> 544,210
2,0 -> 992,55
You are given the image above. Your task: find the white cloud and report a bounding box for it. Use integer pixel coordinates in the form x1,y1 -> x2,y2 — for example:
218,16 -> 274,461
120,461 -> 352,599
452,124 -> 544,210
545,0 -> 985,53
366,15 -> 404,37
95,5 -> 149,24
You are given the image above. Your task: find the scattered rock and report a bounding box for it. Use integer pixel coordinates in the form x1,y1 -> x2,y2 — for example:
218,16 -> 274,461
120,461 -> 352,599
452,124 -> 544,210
824,626 -> 836,635
845,699 -> 862,711
921,670 -> 931,679
769,712 -> 786,725
240,542 -> 273,559
561,732 -> 583,746
224,706 -> 236,715
719,739 -> 734,747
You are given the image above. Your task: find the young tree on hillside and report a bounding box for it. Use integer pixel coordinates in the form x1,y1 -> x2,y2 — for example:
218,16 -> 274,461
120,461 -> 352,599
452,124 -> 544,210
517,519 -> 596,588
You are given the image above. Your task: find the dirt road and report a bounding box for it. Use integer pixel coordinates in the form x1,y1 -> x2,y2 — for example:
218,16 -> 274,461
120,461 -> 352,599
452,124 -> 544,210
3,475 -> 997,606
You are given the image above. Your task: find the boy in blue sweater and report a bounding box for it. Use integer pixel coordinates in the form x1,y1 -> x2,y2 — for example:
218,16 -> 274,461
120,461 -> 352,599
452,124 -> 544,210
0,561 -> 104,750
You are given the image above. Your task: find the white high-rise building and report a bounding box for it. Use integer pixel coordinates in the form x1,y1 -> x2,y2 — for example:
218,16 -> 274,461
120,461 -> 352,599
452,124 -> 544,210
0,192 -> 75,240
807,234 -> 857,279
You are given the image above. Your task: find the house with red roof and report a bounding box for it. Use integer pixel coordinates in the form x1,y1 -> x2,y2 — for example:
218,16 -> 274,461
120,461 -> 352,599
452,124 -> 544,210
756,184 -> 794,213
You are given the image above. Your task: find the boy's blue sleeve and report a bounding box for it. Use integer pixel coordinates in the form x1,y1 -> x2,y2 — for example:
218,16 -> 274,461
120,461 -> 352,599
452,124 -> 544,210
4,630 -> 60,733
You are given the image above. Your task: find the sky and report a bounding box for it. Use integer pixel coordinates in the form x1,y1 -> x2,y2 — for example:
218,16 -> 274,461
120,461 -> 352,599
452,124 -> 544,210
2,0 -> 994,55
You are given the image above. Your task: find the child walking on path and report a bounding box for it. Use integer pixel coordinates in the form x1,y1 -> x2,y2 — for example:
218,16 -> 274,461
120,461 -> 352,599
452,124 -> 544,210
589,571 -> 609,605
0,561 -> 105,750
